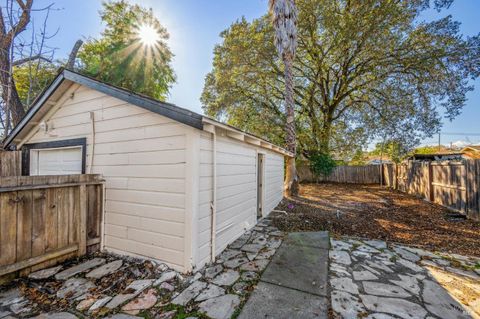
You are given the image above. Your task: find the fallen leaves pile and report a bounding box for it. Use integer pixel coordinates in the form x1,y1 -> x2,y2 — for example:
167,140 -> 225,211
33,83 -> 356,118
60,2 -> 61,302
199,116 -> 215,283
273,183 -> 480,257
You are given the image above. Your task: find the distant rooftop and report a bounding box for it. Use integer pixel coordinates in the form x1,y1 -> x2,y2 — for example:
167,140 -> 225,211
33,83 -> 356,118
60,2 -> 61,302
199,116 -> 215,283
462,145 -> 480,151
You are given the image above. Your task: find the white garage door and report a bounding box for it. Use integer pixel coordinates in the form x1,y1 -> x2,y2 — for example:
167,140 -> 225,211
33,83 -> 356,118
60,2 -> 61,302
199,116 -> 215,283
30,147 -> 83,175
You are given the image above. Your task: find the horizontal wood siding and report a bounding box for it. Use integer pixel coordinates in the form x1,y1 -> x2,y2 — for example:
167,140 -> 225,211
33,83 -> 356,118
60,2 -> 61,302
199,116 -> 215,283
196,132 -> 285,268
214,135 -> 257,257
264,153 -> 284,215
197,133 -> 214,268
23,85 -> 189,271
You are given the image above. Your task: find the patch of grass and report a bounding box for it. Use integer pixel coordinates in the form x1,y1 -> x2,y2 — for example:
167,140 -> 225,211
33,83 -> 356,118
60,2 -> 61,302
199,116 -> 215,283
351,242 -> 361,250
389,255 -> 397,263
441,255 -> 463,268
230,278 -> 261,319
158,303 -> 209,319
137,311 -> 155,319
438,255 -> 480,271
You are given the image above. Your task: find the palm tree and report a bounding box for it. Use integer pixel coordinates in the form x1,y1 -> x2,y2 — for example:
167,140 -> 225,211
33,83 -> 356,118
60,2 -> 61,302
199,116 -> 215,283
269,0 -> 298,196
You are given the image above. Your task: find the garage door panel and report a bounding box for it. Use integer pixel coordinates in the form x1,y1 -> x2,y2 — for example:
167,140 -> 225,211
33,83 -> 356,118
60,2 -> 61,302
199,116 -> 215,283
31,147 -> 83,175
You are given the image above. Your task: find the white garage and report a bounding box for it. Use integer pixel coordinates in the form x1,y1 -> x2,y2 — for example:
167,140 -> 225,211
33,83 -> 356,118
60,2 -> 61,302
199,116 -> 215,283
4,69 -> 292,272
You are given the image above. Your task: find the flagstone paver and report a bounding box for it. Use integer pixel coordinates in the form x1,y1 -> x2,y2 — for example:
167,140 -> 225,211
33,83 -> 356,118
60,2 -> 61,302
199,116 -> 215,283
28,266 -> 63,280
329,236 -> 480,319
197,294 -> 240,319
55,258 -> 106,280
210,270 -> 239,286
194,284 -> 225,302
0,216 -> 284,318
4,214 -> 479,319
106,279 -> 154,309
86,260 -> 123,279
56,278 -> 95,299
153,270 -> 177,286
32,312 -> 78,319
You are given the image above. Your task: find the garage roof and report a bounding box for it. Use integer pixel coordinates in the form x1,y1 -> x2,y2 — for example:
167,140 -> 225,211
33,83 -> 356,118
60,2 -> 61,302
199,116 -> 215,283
3,69 -> 292,157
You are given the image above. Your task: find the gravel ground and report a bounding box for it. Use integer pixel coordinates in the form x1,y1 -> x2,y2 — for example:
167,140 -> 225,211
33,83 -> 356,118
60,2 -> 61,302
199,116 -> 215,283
273,183 -> 480,257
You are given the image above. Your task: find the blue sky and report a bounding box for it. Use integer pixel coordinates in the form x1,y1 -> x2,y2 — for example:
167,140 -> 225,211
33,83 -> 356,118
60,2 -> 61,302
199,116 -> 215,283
32,0 -> 479,147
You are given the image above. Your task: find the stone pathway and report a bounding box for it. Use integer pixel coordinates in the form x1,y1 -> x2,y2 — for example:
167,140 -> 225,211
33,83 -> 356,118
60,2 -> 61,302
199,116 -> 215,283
330,237 -> 480,319
3,222 -> 479,319
238,232 -> 330,319
0,217 -> 284,319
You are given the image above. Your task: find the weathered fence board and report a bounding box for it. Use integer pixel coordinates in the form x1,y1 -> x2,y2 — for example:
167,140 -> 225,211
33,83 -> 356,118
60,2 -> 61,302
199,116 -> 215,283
383,160 -> 480,221
0,174 -> 104,278
298,164 -> 381,184
0,151 -> 21,177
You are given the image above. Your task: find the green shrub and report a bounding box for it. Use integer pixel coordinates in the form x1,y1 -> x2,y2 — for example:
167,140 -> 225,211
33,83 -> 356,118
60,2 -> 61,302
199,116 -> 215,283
309,151 -> 336,178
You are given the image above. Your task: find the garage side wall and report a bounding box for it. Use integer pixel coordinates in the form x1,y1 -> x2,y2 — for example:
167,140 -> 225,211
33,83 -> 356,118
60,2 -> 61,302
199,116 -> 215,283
264,152 -> 285,214
20,84 -> 192,272
196,130 -> 285,268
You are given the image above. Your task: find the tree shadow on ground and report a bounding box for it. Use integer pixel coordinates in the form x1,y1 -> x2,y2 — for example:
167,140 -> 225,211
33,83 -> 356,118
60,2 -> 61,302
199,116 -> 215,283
273,182 -> 480,257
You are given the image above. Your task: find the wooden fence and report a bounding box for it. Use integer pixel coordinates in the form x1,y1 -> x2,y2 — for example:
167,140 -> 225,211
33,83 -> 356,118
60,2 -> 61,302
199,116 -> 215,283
0,151 -> 21,177
383,160 -> 480,221
298,164 -> 381,184
297,160 -> 480,220
0,174 -> 104,278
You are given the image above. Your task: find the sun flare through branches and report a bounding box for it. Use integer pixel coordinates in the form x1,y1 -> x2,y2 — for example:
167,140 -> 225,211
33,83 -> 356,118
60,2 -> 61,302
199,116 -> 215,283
137,24 -> 160,47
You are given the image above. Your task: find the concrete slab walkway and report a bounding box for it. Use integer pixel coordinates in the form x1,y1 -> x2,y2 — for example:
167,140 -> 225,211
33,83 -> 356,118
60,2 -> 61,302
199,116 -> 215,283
238,231 -> 329,319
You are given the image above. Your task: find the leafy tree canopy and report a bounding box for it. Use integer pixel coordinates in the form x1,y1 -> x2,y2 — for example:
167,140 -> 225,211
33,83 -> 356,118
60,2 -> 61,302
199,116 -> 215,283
369,140 -> 411,163
201,0 -> 480,159
13,62 -> 58,106
413,145 -> 451,154
78,0 -> 175,101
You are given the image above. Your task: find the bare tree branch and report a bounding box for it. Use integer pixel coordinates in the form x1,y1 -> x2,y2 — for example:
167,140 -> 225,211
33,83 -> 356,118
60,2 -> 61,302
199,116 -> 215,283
12,54 -> 51,66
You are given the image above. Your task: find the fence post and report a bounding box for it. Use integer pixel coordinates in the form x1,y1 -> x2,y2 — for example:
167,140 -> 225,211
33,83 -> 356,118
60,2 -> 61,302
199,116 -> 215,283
428,162 -> 434,202
465,159 -> 479,220
78,184 -> 87,256
379,164 -> 382,186
394,163 -> 398,190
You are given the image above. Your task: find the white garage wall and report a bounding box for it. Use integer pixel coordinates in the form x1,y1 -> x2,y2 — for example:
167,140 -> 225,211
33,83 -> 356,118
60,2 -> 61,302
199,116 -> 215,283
22,84 -> 193,272
264,152 -> 285,214
197,132 -> 215,268
196,130 -> 285,268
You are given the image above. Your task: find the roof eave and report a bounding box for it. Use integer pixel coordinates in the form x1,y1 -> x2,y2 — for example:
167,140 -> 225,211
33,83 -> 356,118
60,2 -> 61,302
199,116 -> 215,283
3,69 -> 290,158
3,69 -> 205,149
62,70 -> 203,130
202,117 -> 294,157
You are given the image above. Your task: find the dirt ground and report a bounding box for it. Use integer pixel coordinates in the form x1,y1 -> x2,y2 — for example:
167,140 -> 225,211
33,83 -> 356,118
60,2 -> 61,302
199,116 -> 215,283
273,183 -> 480,257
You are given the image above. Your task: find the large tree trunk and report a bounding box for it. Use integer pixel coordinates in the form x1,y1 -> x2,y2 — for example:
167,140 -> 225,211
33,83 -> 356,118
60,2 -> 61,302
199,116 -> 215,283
284,55 -> 299,196
66,39 -> 83,69
318,117 -> 332,154
0,50 -> 25,127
